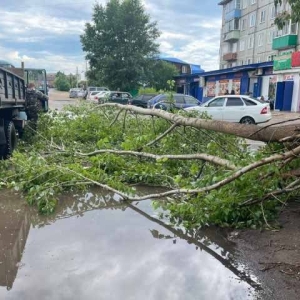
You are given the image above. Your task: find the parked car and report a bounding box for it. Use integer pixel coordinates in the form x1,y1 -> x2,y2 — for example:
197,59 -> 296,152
147,93 -> 201,110
88,91 -> 107,101
185,95 -> 272,124
69,88 -> 81,98
86,86 -> 109,100
92,91 -> 110,103
77,90 -> 86,98
128,94 -> 157,108
98,91 -> 132,104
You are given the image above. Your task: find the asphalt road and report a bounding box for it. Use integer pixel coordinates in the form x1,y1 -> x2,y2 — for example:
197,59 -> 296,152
48,88 -> 79,110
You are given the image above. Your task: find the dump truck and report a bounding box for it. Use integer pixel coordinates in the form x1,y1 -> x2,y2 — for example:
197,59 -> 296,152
0,64 -> 48,159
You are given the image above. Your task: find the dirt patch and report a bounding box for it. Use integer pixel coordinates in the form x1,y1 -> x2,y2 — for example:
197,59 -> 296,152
229,201 -> 300,300
48,88 -> 70,101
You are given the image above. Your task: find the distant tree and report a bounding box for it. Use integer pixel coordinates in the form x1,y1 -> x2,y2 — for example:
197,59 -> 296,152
68,74 -> 78,88
80,0 -> 160,91
54,72 -> 71,91
275,0 -> 300,28
147,60 -> 179,91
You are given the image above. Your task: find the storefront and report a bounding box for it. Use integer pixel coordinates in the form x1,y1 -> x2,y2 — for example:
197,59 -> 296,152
199,62 -> 273,102
175,74 -> 203,101
272,51 -> 300,112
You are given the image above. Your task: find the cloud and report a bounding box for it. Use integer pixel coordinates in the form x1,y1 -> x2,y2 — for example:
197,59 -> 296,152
0,0 -> 222,75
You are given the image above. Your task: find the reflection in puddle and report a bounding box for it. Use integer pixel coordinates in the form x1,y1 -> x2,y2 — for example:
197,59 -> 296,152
0,188 -> 259,299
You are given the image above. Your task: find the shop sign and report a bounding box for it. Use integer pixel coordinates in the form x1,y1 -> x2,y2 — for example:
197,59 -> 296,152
292,51 -> 300,67
273,53 -> 292,71
179,79 -> 186,84
193,78 -> 200,82
283,74 -> 294,81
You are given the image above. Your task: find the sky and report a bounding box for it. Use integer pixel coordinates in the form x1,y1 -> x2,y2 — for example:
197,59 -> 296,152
0,0 -> 222,76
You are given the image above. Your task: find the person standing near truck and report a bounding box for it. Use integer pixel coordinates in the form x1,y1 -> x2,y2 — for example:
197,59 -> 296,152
25,83 -> 48,130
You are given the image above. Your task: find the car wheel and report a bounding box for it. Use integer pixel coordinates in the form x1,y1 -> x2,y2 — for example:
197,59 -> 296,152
240,116 -> 255,125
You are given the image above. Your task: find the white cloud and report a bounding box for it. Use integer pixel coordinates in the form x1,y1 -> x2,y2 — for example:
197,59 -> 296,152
0,0 -> 222,74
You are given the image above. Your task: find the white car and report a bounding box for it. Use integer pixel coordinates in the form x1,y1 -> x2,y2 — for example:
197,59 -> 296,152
185,95 -> 272,124
88,91 -> 101,101
89,91 -> 110,103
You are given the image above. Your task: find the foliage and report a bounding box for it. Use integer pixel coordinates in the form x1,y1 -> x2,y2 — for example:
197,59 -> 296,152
0,102 -> 297,229
81,0 -> 160,91
146,60 -> 179,91
54,72 -> 71,91
275,0 -> 300,29
138,87 -> 159,95
67,73 -> 78,88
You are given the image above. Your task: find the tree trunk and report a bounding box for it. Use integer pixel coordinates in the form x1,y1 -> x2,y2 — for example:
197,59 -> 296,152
103,103 -> 299,143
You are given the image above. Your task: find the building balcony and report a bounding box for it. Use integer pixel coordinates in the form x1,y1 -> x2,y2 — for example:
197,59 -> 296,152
272,34 -> 298,50
223,52 -> 237,61
223,30 -> 240,42
225,9 -> 241,22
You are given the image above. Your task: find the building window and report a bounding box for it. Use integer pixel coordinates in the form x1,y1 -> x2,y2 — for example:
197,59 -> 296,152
260,10 -> 266,23
268,29 -> 276,44
248,35 -> 254,48
251,0 -> 256,4
267,54 -> 275,61
242,0 -> 247,9
240,39 -> 245,51
257,57 -> 261,63
240,60 -> 244,66
276,20 -> 298,37
241,18 -> 246,30
249,12 -> 256,27
258,33 -> 264,46
182,66 -> 188,73
270,5 -> 277,19
247,58 -> 252,64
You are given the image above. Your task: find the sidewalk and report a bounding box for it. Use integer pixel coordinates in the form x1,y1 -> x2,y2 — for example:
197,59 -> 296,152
267,111 -> 300,126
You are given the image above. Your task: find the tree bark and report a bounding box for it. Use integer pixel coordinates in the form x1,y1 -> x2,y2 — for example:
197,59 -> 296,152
101,103 -> 300,143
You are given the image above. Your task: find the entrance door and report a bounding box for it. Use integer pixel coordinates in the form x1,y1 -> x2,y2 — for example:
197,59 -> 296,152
282,81 -> 294,111
275,82 -> 284,110
275,81 -> 294,111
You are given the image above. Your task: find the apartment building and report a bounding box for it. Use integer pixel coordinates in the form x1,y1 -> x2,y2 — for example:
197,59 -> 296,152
216,0 -> 300,111
219,0 -> 284,68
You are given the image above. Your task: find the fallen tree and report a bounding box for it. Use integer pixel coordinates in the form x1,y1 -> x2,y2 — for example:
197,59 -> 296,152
0,102 -> 299,228
102,103 -> 300,143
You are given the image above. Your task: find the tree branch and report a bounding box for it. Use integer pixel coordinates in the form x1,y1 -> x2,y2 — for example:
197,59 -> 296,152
70,145 -> 300,202
76,149 -> 237,170
99,103 -> 300,143
145,123 -> 178,147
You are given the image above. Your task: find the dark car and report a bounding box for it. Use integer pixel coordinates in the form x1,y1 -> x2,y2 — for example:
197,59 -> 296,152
128,94 -> 157,108
147,93 -> 201,110
98,91 -> 132,104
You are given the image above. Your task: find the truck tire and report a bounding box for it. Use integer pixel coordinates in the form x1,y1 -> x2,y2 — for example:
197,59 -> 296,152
0,121 -> 17,159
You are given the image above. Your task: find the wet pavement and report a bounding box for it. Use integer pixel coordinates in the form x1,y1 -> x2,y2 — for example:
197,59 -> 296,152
0,188 -> 260,300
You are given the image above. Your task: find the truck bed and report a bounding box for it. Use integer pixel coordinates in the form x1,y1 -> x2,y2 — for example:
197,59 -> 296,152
0,67 -> 26,109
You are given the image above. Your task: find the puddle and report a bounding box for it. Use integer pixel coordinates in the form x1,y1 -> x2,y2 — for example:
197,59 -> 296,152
0,188 -> 260,300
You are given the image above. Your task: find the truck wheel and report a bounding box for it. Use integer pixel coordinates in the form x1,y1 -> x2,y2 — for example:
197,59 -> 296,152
0,121 -> 17,159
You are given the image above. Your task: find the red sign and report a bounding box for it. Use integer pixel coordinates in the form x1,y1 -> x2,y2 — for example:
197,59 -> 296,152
292,51 -> 300,67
